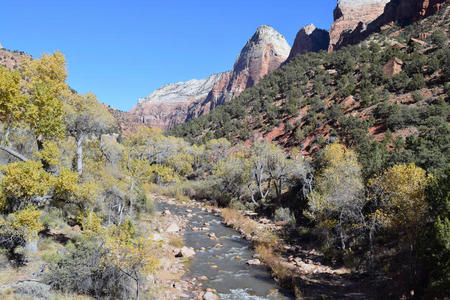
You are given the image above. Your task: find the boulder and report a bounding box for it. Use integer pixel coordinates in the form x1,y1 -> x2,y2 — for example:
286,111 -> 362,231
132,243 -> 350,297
247,259 -> 261,266
166,223 -> 180,233
175,246 -> 196,258
383,57 -> 403,78
203,291 -> 220,300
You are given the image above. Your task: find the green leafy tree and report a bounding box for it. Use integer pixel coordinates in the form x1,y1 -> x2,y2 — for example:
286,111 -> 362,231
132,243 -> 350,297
62,90 -> 116,175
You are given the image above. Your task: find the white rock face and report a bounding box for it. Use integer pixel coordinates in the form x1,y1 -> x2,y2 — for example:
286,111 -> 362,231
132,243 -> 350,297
233,25 -> 291,75
138,72 -> 226,105
337,0 -> 390,7
303,24 -> 317,35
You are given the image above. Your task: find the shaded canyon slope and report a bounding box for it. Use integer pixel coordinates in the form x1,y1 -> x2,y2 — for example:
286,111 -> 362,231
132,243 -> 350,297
331,0 -> 448,51
129,25 -> 291,130
286,24 -> 330,62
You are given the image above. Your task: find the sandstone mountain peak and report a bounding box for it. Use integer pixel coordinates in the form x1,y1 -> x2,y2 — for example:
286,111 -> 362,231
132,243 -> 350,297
130,25 -> 291,130
331,0 -> 447,50
239,25 -> 291,61
204,25 -> 290,108
337,0 -> 390,7
286,24 -> 329,62
130,72 -> 228,129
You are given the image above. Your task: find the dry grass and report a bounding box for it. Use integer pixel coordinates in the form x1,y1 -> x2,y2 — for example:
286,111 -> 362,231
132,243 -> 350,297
222,207 -> 295,290
168,235 -> 184,248
222,208 -> 279,246
222,207 -> 259,234
146,183 -> 191,203
255,244 -> 295,290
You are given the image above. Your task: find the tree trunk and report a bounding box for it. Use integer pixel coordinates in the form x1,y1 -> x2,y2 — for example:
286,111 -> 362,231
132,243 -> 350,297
37,139 -> 52,171
3,119 -> 12,145
0,145 -> 28,161
76,135 -> 85,176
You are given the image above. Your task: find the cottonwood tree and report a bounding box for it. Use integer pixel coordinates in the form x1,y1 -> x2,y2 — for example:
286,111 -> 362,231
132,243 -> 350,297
0,66 -> 26,147
308,143 -> 365,250
368,163 -> 430,249
0,52 -> 68,161
22,52 -> 67,150
63,91 -> 115,175
211,151 -> 251,206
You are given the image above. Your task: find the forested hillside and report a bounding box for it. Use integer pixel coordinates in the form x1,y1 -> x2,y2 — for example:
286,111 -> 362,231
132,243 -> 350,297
171,4 -> 450,179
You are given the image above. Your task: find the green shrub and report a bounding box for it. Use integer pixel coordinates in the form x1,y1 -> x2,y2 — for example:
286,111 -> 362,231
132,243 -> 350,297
431,30 -> 447,48
412,90 -> 424,101
14,282 -> 51,300
273,207 -> 296,227
44,239 -> 133,299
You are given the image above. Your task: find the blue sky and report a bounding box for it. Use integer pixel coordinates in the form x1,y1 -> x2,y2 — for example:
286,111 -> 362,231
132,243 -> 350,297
1,1 -> 335,111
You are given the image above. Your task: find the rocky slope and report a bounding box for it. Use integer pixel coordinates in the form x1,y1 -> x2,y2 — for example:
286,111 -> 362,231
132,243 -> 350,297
286,24 -> 330,62
131,25 -> 290,130
0,47 -> 30,70
171,2 -> 449,170
331,0 -> 448,50
125,0 -> 448,132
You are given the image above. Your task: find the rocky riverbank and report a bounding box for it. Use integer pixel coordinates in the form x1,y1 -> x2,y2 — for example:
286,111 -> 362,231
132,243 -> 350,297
154,194 -> 381,299
152,194 -> 293,300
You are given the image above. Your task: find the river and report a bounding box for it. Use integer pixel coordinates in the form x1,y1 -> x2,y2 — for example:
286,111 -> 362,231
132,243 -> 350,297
158,202 -> 293,300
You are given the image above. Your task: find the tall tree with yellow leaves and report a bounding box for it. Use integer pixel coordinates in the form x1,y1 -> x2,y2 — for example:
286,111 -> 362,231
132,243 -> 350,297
308,143 -> 365,250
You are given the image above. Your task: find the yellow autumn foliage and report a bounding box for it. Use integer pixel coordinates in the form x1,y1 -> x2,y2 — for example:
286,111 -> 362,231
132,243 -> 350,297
77,211 -> 103,237
34,141 -> 62,167
104,221 -> 159,276
0,161 -> 52,210
369,163 -> 431,235
0,66 -> 26,131
6,206 -> 44,240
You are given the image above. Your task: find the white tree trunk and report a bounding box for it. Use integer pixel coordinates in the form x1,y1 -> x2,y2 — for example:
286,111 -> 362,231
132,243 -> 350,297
76,135 -> 85,176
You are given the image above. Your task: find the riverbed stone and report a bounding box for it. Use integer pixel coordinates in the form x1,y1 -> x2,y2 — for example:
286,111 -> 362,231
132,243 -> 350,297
203,291 -> 220,300
198,275 -> 208,281
166,223 -> 180,232
247,259 -> 261,265
176,246 -> 196,258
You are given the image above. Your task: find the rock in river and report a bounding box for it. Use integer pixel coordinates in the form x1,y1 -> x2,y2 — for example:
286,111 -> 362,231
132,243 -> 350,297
166,223 -> 180,233
203,291 -> 220,300
175,246 -> 196,258
247,259 -> 261,266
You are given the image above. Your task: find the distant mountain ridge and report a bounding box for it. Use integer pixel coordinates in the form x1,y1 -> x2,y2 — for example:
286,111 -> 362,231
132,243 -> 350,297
132,0 -> 433,131
131,25 -> 291,130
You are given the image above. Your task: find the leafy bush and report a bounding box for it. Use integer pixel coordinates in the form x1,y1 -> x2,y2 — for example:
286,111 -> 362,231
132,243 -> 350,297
14,282 -> 50,300
273,207 -> 296,226
431,30 -> 447,48
44,239 -> 134,299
